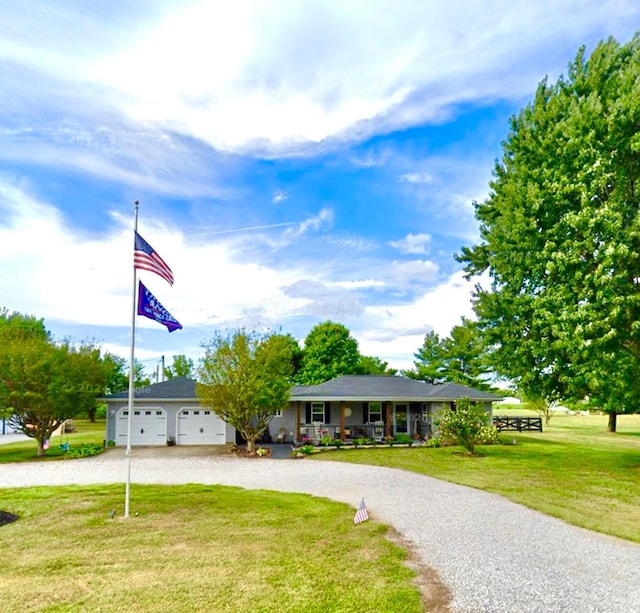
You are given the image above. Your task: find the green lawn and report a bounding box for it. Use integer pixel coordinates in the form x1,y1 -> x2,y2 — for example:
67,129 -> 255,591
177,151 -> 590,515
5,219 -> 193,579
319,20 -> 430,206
0,484 -> 424,613
0,420 -> 106,463
312,412 -> 640,543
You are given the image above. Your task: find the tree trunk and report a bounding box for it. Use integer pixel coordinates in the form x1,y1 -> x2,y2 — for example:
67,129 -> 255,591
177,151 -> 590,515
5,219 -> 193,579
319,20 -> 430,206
36,438 -> 45,457
246,437 -> 256,453
607,411 -> 617,433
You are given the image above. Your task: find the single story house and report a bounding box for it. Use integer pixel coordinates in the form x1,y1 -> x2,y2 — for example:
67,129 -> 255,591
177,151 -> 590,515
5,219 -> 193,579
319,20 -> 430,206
103,375 -> 502,447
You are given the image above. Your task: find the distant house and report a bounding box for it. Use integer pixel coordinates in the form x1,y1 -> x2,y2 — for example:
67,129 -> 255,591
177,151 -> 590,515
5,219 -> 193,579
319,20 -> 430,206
103,375 -> 502,447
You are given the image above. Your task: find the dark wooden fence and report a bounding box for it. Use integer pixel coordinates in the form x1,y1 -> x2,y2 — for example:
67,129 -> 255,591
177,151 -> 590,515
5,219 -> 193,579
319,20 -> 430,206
493,416 -> 543,432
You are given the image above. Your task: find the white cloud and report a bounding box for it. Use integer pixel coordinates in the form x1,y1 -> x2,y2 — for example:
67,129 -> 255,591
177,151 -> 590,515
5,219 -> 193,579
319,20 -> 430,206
283,207 -> 334,238
387,259 -> 439,286
272,190 -> 288,204
355,270 -> 477,370
281,279 -> 365,320
2,0 -> 637,159
390,232 -> 431,254
398,171 -> 434,185
329,279 -> 385,290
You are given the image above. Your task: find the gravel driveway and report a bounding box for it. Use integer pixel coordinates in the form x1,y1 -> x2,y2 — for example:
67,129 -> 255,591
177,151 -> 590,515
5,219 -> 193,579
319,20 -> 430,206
1,452 -> 639,613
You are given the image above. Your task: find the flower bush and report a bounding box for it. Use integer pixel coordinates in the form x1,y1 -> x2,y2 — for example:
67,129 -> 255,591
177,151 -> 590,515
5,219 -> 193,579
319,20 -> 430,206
436,398 -> 492,455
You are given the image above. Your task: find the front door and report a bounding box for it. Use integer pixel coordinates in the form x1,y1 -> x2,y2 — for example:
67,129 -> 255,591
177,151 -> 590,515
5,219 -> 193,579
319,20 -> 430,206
393,404 -> 408,435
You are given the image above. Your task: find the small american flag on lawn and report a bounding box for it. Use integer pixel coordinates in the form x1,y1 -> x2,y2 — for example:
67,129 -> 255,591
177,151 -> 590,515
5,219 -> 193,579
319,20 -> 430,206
353,498 -> 369,524
134,231 -> 174,286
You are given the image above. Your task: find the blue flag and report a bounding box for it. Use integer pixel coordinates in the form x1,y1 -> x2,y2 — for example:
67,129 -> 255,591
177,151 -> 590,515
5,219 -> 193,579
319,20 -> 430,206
137,281 -> 182,332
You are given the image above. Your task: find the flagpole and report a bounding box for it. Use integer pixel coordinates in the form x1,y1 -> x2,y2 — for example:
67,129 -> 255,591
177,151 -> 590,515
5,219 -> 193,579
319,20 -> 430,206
125,199 -> 140,518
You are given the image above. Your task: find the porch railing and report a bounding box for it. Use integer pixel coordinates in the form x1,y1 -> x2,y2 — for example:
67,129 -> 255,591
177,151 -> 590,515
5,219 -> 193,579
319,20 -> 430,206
298,423 -> 386,442
297,421 -> 432,442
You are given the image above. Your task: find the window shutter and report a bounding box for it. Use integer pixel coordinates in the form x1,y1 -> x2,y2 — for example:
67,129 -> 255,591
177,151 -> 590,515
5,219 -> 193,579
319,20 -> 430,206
305,402 -> 311,424
363,402 -> 369,423
324,402 -> 331,424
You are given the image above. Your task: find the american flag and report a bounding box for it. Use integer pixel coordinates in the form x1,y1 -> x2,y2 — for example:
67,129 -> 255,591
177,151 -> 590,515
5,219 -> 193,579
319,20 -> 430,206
134,231 -> 174,286
353,498 -> 369,524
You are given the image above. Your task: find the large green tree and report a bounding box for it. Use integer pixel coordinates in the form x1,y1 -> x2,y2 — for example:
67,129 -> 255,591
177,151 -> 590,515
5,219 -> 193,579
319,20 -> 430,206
164,354 -> 195,380
0,335 -> 107,456
441,319 -> 492,390
405,320 -> 491,389
0,308 -> 50,361
297,321 -> 361,385
405,330 -> 447,383
458,35 -> 640,431
356,355 -> 397,376
197,329 -> 294,452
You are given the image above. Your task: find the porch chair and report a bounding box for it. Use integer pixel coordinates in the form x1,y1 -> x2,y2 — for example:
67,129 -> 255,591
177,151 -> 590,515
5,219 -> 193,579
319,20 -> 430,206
313,422 -> 324,441
372,421 -> 384,441
275,427 -> 287,444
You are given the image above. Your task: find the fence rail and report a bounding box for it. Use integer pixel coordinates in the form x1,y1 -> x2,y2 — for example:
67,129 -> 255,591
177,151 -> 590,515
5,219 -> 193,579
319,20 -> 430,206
493,416 -> 543,432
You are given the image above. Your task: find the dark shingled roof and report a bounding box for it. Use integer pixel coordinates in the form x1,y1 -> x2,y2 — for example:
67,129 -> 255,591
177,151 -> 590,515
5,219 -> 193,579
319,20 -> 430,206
103,377 -> 197,400
426,381 -> 502,401
104,375 -> 502,403
291,375 -> 430,399
290,375 -> 502,401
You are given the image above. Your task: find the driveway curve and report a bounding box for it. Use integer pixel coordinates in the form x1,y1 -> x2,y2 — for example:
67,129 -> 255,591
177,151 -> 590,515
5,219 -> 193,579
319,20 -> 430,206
1,454 -> 639,613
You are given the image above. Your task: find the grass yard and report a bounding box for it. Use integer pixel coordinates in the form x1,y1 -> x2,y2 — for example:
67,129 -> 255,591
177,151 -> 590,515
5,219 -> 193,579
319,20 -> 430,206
0,484 -> 424,613
0,420 -> 106,463
311,413 -> 640,543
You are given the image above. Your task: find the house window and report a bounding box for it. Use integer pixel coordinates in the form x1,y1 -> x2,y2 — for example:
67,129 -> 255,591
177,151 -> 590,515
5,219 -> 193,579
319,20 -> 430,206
311,402 -> 325,423
272,409 -> 282,417
368,402 -> 382,423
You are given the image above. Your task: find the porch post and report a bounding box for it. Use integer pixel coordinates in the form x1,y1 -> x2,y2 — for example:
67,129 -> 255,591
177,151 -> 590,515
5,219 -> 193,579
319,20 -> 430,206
339,400 -> 346,441
385,401 -> 392,438
296,401 -> 301,443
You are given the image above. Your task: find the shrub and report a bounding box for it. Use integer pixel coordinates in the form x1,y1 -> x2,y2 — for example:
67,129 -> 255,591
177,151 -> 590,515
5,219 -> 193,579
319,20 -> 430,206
353,437 -> 371,446
425,437 -> 441,448
393,434 -> 413,445
298,444 -> 316,455
478,424 -> 501,444
64,443 -> 104,459
435,398 -> 491,455
319,436 -> 335,446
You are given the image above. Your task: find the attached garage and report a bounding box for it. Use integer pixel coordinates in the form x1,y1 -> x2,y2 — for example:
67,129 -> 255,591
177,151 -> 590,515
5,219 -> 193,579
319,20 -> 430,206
116,407 -> 167,446
177,408 -> 226,445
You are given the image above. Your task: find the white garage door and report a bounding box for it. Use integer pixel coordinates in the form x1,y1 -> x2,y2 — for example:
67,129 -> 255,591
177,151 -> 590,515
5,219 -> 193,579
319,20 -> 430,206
178,408 -> 226,445
116,408 -> 167,445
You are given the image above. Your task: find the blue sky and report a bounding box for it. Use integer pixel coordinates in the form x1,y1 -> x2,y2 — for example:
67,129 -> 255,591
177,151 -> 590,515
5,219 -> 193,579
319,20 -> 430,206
1,1 -> 638,376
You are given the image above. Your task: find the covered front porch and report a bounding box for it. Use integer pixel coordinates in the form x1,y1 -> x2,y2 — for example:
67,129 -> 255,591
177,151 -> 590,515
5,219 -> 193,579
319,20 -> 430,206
292,399 -> 434,443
